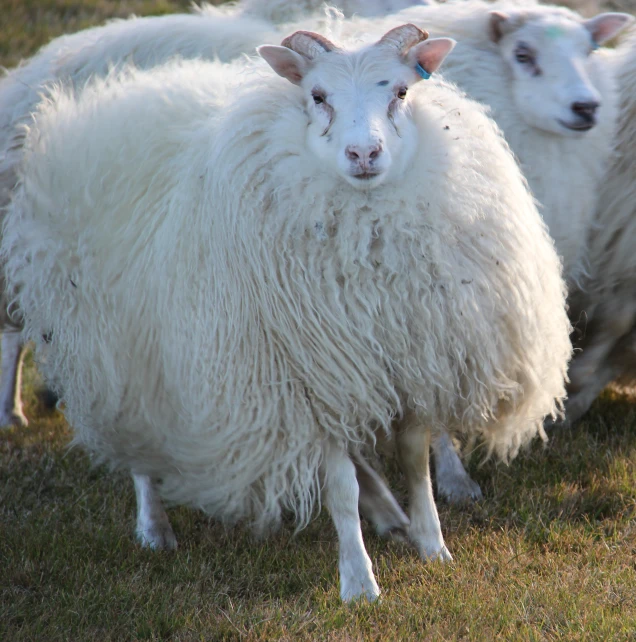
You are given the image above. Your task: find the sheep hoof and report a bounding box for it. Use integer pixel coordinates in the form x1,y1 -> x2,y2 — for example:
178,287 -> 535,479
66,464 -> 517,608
415,540 -> 453,563
136,523 -> 178,551
0,409 -> 28,428
341,579 -> 381,603
437,474 -> 483,504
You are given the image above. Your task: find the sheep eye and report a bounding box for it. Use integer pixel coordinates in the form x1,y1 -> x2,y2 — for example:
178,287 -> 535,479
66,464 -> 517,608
397,87 -> 408,100
514,47 -> 535,65
312,93 -> 324,105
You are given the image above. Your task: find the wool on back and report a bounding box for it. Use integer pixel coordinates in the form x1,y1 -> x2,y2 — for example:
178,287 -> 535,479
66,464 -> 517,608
3,56 -> 570,531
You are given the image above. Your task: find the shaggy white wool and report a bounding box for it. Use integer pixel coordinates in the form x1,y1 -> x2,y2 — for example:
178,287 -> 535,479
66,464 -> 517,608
0,6 -> 278,210
327,0 -> 620,285
3,54 -> 570,532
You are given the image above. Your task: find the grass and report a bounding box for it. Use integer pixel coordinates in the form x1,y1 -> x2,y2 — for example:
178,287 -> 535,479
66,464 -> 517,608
2,1 -> 636,640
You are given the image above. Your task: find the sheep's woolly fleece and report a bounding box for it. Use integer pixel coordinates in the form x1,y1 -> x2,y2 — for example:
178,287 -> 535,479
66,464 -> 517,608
330,0 -> 618,285
3,54 -> 571,531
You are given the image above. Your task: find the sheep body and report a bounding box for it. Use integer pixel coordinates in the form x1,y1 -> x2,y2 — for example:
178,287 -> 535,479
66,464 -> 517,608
3,48 -> 571,533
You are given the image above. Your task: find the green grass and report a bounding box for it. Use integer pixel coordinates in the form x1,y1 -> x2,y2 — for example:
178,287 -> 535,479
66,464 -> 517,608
2,1 -> 636,640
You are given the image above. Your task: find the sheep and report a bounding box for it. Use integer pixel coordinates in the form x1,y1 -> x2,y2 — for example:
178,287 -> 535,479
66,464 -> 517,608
2,24 -> 572,600
564,31 -> 636,425
321,0 -> 632,501
236,0 -> 432,23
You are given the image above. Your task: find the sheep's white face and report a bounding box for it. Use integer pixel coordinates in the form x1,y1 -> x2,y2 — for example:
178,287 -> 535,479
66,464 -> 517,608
301,53 -> 421,188
491,10 -> 632,136
259,27 -> 455,189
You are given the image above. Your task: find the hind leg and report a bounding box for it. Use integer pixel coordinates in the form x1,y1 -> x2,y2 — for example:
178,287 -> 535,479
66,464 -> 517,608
432,431 -> 482,504
133,473 -> 177,551
353,453 -> 409,539
0,329 -> 27,427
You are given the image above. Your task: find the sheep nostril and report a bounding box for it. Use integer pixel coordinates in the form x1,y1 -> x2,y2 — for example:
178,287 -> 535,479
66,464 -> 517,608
571,101 -> 600,119
369,146 -> 382,161
345,146 -> 360,161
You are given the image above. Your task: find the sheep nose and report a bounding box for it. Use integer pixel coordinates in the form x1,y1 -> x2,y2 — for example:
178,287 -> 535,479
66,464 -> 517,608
345,144 -> 383,165
571,101 -> 599,121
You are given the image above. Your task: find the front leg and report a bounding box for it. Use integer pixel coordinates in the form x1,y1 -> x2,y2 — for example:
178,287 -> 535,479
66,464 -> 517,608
323,444 -> 380,602
396,413 -> 452,562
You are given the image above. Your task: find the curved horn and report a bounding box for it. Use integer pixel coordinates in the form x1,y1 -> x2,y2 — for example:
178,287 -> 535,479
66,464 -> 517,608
378,24 -> 429,55
281,31 -> 339,61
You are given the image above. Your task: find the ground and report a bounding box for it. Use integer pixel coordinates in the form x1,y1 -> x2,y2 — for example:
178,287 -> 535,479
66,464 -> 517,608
1,1 -> 636,640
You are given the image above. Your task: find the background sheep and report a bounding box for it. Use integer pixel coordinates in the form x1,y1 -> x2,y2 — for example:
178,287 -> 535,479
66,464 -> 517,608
565,30 -> 636,424
2,25 -> 571,601
237,0 -> 433,22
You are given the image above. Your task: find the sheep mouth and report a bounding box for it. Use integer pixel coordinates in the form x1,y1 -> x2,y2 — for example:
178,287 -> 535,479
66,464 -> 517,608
350,171 -> 383,180
557,118 -> 595,132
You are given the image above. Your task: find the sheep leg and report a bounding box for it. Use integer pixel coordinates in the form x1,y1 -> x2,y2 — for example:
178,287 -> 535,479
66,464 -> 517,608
396,415 -> 452,562
564,332 -> 635,426
432,430 -> 482,504
133,473 -> 177,551
0,329 -> 28,427
353,453 -> 410,539
323,445 -> 380,602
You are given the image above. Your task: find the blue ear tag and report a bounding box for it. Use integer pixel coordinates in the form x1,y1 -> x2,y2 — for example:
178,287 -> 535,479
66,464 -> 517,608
592,40 -> 600,51
415,63 -> 431,80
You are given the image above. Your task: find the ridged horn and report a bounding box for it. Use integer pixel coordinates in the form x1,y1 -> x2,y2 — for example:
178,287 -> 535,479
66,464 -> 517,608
378,23 -> 429,55
281,31 -> 339,60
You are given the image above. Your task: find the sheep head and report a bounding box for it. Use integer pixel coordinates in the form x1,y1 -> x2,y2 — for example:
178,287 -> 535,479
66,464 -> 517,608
258,26 -> 455,190
487,7 -> 633,136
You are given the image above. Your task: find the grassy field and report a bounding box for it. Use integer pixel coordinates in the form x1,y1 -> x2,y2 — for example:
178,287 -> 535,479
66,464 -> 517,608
2,1 -> 636,640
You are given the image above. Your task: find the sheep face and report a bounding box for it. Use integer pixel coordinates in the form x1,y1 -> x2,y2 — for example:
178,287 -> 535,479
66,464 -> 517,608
259,26 -> 455,189
489,9 -> 632,137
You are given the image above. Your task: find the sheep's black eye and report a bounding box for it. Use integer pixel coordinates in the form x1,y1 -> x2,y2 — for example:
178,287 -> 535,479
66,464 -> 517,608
312,93 -> 324,105
397,87 -> 408,100
514,46 -> 535,65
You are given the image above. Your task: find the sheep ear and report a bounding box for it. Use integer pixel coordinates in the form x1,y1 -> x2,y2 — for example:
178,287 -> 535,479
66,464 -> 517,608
258,45 -> 309,85
488,11 -> 526,44
583,12 -> 633,46
407,38 -> 456,80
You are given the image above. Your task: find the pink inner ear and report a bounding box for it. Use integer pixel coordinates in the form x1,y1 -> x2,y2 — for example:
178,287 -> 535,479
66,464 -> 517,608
414,39 -> 456,75
258,45 -> 306,85
585,13 -> 632,45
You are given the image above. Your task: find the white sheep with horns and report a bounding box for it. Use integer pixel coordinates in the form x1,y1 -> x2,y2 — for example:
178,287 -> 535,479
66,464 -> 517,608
565,31 -> 636,425
0,1 -> 429,429
2,25 -> 571,601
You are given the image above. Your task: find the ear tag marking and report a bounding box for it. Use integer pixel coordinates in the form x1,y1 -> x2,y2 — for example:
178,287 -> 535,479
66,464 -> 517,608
415,63 -> 431,80
545,25 -> 565,39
